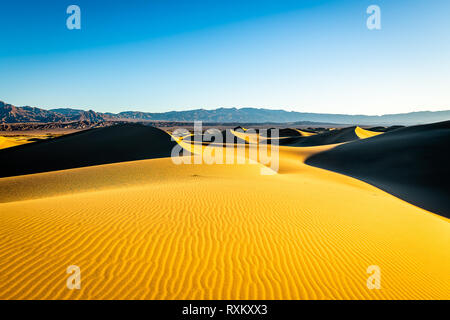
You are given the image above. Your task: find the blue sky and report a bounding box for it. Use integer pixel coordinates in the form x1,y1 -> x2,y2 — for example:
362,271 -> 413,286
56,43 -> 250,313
0,0 -> 449,114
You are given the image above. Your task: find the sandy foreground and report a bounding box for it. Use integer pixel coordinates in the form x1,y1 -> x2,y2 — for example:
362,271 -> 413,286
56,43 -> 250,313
0,128 -> 449,299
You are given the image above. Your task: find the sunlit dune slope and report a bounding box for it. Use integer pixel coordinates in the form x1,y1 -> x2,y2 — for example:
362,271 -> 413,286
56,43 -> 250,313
0,157 -> 262,203
0,136 -> 28,149
355,126 -> 383,139
0,124 -> 177,178
0,129 -> 449,300
220,129 -> 248,144
0,136 -> 37,149
229,129 -> 290,144
0,134 -> 56,150
306,120 -> 450,218
295,129 -> 316,136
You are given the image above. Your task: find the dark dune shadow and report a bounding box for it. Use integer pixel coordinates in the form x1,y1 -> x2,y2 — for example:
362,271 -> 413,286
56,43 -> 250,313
306,121 -> 450,218
281,126 -> 359,147
279,128 -> 302,137
0,123 -> 178,178
367,125 -> 404,132
259,128 -> 302,138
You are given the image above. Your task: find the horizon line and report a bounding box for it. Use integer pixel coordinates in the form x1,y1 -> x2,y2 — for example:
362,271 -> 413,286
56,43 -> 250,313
1,99 -> 449,117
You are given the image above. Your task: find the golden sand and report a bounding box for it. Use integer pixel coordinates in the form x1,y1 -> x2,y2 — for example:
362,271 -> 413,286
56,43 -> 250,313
0,139 -> 448,300
0,135 -> 55,150
295,129 -> 316,137
355,127 -> 383,139
0,136 -> 32,149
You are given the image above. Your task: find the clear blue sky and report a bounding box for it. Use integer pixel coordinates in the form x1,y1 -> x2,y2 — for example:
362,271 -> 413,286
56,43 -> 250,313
0,0 -> 449,114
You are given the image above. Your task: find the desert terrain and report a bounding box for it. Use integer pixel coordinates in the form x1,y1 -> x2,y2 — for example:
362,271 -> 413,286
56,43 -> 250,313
0,122 -> 448,299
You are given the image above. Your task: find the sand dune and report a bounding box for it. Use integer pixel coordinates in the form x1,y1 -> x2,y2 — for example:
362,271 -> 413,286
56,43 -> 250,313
354,126 -> 383,139
277,128 -> 302,137
185,129 -> 249,145
306,120 -> 450,218
368,125 -> 404,133
229,129 -> 257,144
220,129 -> 248,145
256,128 -> 303,138
0,129 -> 448,299
229,129 -> 286,144
282,126 -> 359,147
0,134 -> 57,150
0,136 -> 27,149
0,136 -> 37,149
295,129 -> 316,137
0,124 -> 177,178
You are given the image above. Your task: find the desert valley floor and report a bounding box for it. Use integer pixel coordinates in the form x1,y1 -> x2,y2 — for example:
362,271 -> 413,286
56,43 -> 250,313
0,123 -> 449,299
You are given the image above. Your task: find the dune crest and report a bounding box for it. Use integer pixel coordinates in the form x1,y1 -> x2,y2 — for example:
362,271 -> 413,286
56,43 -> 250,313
295,129 -> 316,137
355,126 -> 383,139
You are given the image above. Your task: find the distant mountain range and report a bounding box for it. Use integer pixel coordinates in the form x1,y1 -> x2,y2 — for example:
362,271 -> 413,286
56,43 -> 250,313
1,100 -> 449,125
